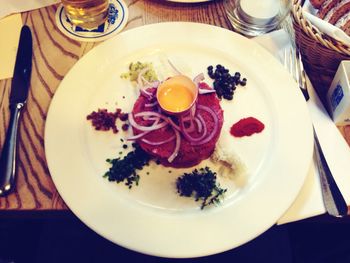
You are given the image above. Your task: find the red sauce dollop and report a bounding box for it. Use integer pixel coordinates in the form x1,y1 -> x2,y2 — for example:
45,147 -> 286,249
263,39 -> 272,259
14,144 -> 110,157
230,117 -> 265,137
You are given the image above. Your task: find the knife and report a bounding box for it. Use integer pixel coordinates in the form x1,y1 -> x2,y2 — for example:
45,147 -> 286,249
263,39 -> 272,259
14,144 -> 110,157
0,26 -> 32,196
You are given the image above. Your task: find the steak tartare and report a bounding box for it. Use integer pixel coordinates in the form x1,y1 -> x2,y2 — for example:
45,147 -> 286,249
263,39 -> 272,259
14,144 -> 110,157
130,83 -> 224,168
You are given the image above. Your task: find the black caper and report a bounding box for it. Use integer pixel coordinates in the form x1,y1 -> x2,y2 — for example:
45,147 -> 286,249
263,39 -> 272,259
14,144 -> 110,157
206,64 -> 246,101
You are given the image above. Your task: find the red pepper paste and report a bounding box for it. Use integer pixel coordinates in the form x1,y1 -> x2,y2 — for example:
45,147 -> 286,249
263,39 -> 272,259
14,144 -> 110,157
230,117 -> 265,137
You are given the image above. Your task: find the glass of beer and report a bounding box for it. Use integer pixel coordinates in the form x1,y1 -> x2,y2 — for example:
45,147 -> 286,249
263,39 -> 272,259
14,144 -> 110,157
61,0 -> 109,29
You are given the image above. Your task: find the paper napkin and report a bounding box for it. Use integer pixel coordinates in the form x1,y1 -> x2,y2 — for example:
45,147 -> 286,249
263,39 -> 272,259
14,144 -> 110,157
303,0 -> 350,46
0,0 -> 60,20
0,14 -> 22,80
254,30 -> 350,224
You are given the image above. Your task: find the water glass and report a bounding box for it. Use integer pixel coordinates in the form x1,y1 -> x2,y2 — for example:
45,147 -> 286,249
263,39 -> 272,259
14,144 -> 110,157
224,0 -> 291,37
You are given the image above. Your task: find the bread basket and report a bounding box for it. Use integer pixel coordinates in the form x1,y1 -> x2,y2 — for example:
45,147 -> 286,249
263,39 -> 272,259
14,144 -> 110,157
292,0 -> 350,101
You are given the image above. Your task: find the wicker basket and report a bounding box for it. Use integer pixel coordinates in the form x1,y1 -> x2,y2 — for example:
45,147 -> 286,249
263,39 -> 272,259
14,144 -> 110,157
292,0 -> 350,101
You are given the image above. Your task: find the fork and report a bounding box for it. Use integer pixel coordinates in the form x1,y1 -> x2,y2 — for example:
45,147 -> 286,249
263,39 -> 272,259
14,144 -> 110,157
284,47 -> 348,217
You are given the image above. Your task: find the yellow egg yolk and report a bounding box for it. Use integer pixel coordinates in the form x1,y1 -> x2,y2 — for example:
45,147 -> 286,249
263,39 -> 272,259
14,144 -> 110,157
158,84 -> 194,112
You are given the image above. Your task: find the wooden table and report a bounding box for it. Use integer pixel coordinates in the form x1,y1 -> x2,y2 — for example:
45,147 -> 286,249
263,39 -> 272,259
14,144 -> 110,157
0,0 -> 233,210
0,0 -> 349,212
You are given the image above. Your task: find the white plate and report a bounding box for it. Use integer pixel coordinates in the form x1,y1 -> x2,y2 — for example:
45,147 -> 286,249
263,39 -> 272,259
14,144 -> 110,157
45,22 -> 313,258
166,0 -> 211,3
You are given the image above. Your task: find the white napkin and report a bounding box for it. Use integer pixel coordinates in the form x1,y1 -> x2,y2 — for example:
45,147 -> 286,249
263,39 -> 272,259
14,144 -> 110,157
0,14 -> 22,80
0,0 -> 60,79
303,0 -> 350,46
253,30 -> 350,224
0,0 -> 60,20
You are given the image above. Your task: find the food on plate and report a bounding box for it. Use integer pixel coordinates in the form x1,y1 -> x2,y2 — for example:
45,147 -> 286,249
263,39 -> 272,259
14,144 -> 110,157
129,77 -> 224,168
311,0 -> 350,35
87,60 -> 263,209
156,75 -> 197,113
120,61 -> 158,82
211,136 -> 246,174
87,108 -> 128,133
176,167 -> 227,209
103,144 -> 151,188
230,117 -> 265,137
207,64 -> 246,101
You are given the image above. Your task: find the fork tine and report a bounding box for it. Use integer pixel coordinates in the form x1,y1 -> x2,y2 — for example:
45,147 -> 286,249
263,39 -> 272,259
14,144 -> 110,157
296,49 -> 310,101
283,47 -> 310,101
292,48 -> 301,87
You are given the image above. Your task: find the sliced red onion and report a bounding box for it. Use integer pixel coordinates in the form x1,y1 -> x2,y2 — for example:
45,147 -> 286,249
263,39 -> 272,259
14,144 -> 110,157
183,118 -> 195,133
128,112 -> 168,131
135,111 -> 168,121
141,76 -> 151,86
145,101 -> 158,107
143,81 -> 160,89
137,67 -> 150,87
176,104 -> 196,133
127,131 -> 151,140
140,89 -> 153,99
167,117 -> 181,131
190,103 -> 196,118
190,105 -> 219,145
168,129 -> 181,163
197,80 -> 215,95
193,73 -> 205,85
181,115 -> 192,122
196,114 -> 206,134
180,115 -> 207,142
199,89 -> 216,95
142,116 -> 159,121
194,116 -> 203,133
127,114 -> 160,140
141,135 -> 176,146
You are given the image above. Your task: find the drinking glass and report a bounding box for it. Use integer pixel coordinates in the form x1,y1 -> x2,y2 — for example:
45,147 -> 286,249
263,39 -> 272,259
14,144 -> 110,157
224,0 -> 291,37
61,0 -> 109,29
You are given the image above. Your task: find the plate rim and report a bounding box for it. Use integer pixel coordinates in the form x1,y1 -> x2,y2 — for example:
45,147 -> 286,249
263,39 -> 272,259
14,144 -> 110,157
44,22 -> 314,258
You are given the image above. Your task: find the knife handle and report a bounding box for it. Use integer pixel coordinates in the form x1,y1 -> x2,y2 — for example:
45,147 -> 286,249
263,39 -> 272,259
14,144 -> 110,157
0,103 -> 24,196
314,129 -> 348,217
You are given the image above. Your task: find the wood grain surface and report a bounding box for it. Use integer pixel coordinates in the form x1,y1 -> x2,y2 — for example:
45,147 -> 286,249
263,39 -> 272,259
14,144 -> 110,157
0,0 -> 349,211
0,0 -> 232,210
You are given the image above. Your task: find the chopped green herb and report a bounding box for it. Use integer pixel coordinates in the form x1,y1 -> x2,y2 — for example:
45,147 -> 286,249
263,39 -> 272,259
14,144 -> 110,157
176,167 -> 227,209
120,61 -> 158,82
104,144 -> 151,188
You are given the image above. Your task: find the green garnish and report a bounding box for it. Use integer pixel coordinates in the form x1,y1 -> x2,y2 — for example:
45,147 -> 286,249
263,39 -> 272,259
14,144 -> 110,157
103,144 -> 151,188
120,61 -> 158,82
176,167 -> 227,209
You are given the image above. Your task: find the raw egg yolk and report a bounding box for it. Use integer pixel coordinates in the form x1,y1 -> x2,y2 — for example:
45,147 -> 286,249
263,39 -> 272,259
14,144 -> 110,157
158,84 -> 194,112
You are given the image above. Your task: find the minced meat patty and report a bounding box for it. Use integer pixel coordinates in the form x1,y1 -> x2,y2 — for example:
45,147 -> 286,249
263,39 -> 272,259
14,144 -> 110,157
131,85 -> 224,168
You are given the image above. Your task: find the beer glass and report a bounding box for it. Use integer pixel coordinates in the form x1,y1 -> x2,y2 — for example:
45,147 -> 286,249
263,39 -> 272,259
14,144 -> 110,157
61,0 -> 109,29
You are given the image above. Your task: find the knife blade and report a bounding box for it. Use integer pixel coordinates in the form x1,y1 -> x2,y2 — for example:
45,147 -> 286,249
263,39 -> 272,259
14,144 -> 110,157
0,25 -> 32,196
